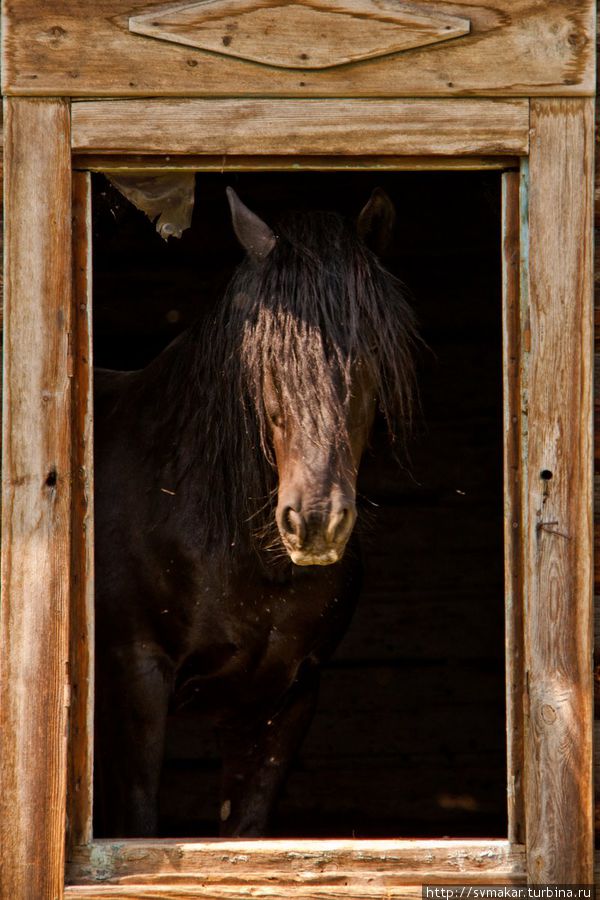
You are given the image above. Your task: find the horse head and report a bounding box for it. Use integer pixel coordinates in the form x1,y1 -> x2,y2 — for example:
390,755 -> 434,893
226,187 -> 415,567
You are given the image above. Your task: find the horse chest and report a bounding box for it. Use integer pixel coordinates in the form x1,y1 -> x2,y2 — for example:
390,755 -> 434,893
172,565 -> 355,714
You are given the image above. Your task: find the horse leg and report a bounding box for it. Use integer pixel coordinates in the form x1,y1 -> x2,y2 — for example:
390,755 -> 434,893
218,661 -> 320,836
94,642 -> 172,837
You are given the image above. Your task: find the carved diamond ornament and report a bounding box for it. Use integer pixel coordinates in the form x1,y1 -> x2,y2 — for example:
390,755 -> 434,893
129,0 -> 471,70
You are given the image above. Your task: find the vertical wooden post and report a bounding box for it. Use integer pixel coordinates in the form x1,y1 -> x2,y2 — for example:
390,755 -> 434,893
67,171 -> 95,851
502,170 -> 525,847
524,98 -> 594,882
0,99 -> 73,899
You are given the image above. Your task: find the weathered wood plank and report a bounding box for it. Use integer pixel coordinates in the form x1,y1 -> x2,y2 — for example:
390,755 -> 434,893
502,170 -> 525,847
66,839 -> 526,886
523,98 -> 594,881
128,0 -> 471,71
71,99 -> 530,157
67,170 -> 95,851
0,98 -> 73,900
74,154 -> 519,173
594,61 -> 600,840
64,888 -> 440,900
2,0 -> 594,98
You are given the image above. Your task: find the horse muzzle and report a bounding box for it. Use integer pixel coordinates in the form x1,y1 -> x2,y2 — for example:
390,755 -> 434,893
276,499 -> 357,566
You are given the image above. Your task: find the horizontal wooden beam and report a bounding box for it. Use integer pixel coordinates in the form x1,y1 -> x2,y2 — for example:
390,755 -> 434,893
63,890 -> 503,900
63,889 -> 458,900
67,839 -> 526,887
2,0 -> 594,98
71,99 -> 530,157
74,154 -> 519,173
56,847 -> 600,900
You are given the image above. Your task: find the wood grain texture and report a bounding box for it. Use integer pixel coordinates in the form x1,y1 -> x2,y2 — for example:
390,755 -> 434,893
66,840 -> 526,886
594,54 -> 600,840
502,170 -> 525,847
73,154 -> 519,173
2,0 -> 594,98
523,98 -> 594,882
128,0 -> 471,70
71,99 -> 530,157
0,98 -> 72,900
67,171 -> 95,851
63,889 -> 462,900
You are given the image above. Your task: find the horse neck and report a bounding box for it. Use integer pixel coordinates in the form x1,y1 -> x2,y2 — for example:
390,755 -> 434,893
138,325 -> 227,465
133,324 -> 276,563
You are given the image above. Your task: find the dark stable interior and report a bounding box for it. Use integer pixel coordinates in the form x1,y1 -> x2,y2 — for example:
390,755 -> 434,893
92,169 -> 506,838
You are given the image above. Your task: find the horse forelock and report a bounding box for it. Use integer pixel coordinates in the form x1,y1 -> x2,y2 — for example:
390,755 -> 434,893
235,211 -> 417,452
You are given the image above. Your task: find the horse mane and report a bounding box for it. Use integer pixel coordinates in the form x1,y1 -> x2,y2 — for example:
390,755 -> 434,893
148,208 -> 418,566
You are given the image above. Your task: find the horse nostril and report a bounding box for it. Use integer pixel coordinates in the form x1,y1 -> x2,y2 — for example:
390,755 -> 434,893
281,506 -> 306,544
328,506 -> 355,544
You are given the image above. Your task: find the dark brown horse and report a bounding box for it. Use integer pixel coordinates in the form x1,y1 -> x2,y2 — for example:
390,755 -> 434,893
93,187 -> 416,837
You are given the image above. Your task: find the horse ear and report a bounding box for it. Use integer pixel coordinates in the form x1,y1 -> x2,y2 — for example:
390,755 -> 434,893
357,188 -> 395,256
226,187 -> 276,260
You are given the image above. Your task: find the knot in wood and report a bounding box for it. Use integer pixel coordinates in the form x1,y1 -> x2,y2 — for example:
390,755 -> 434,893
541,703 -> 557,724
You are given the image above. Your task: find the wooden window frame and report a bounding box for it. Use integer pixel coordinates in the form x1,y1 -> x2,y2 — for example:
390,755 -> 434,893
0,96 -> 594,897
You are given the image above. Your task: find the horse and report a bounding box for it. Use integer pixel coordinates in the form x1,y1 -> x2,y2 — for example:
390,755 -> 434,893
93,186 -> 417,838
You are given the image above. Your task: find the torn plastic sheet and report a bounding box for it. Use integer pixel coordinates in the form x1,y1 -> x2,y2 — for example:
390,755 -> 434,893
107,173 -> 196,240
